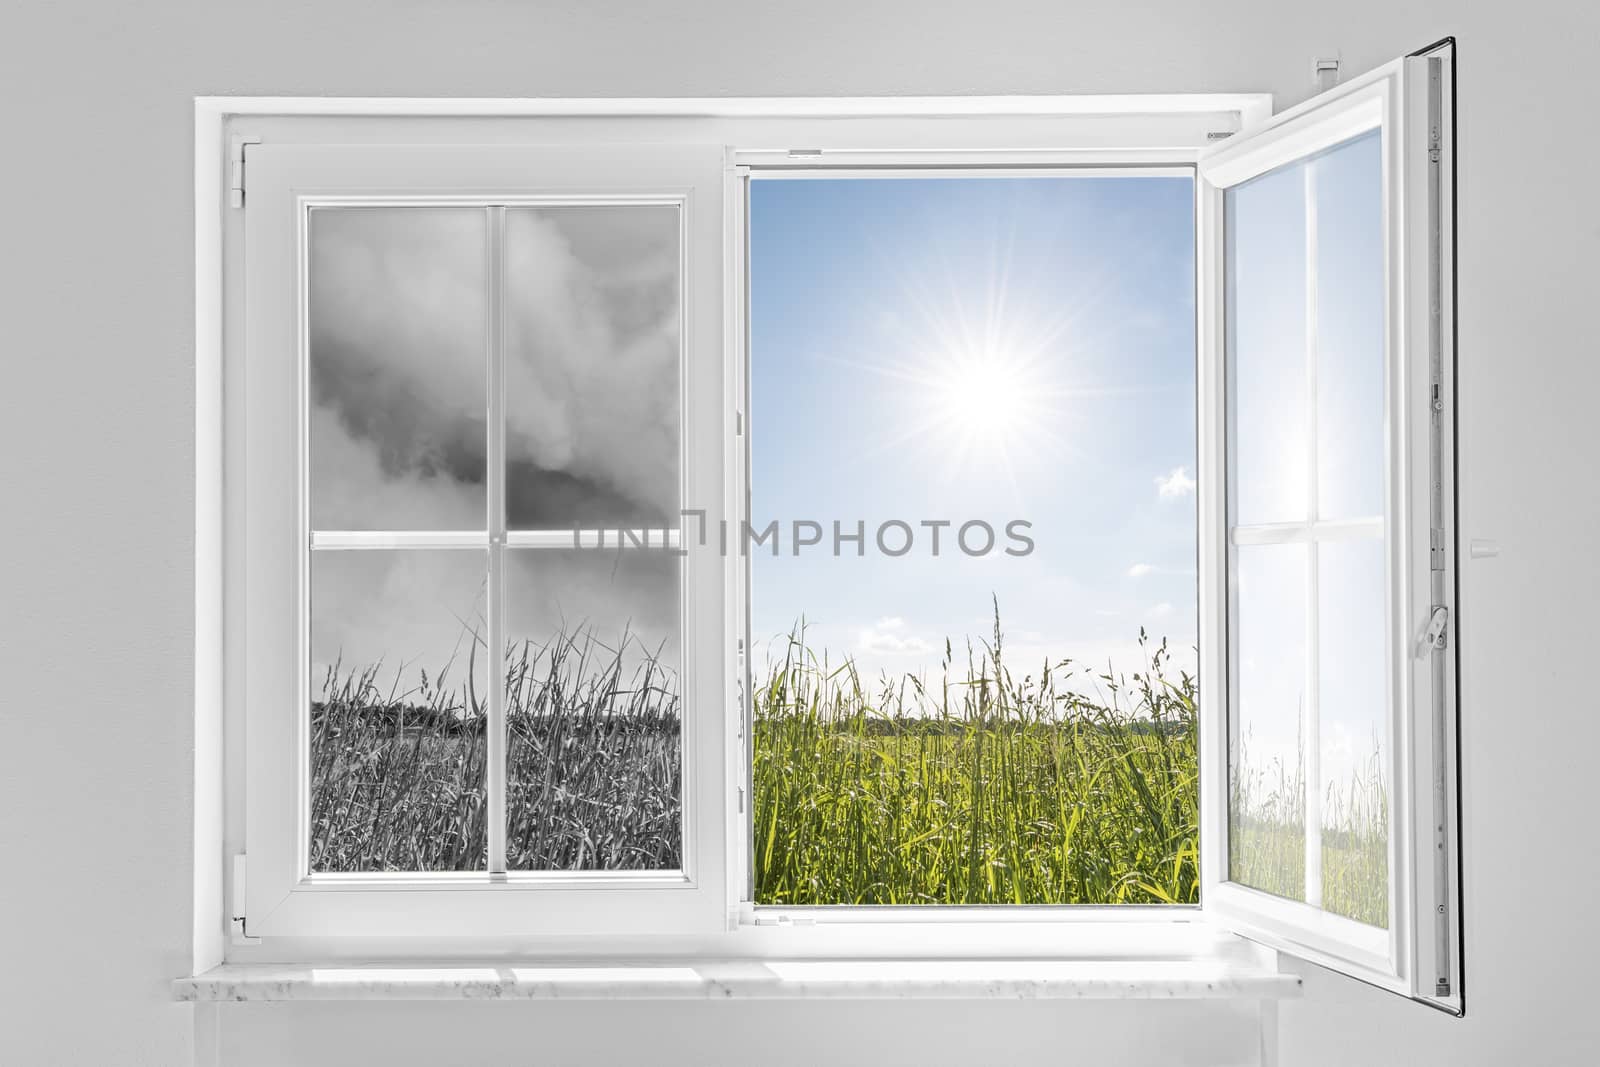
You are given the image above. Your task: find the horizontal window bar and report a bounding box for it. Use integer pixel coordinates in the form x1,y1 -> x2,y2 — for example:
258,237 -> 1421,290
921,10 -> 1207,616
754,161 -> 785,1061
301,868 -> 689,890
1229,517 -> 1384,546
743,161 -> 1197,178
306,195 -> 687,210
309,530 -> 686,550
506,529 -> 683,550
310,531 -> 488,550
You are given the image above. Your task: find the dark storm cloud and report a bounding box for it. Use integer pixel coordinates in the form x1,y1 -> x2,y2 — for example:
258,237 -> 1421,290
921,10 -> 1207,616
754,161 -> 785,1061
502,205 -> 681,526
307,203 -> 680,531
305,203 -> 684,692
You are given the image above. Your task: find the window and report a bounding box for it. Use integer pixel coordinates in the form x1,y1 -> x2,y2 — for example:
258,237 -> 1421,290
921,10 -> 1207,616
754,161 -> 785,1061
212,38 -> 1458,1012
1196,44 -> 1461,1007
238,145 -> 730,936
747,173 -> 1201,907
1223,129 -> 1389,924
305,203 -> 685,876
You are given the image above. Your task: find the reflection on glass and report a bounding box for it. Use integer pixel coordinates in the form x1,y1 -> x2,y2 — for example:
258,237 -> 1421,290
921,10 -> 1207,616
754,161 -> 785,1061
1227,165 -> 1308,526
504,206 -> 681,530
1314,131 -> 1385,522
503,548 -> 682,871
1227,131 -> 1390,925
309,550 -> 489,872
1318,538 -> 1389,927
1230,543 -> 1308,904
308,207 -> 488,531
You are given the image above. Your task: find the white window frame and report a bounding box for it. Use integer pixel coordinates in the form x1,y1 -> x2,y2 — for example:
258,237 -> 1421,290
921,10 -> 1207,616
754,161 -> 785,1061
1195,42 -> 1461,1012
235,144 -> 730,940
195,76 -> 1457,1004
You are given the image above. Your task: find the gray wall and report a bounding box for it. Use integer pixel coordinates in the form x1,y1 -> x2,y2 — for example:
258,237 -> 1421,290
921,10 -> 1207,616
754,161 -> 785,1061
3,1 -> 1597,1063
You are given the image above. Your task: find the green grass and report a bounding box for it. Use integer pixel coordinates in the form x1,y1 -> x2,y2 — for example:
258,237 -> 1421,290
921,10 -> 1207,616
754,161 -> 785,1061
1229,739 -> 1389,927
752,621 -> 1199,905
309,613 -> 1385,922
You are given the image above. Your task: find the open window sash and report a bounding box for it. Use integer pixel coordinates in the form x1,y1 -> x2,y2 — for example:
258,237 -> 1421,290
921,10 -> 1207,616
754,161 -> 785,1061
1195,41 -> 1461,1012
237,141 -> 733,938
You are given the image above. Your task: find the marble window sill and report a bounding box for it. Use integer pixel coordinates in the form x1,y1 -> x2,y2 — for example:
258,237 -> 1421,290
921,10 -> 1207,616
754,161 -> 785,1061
174,958 -> 1302,1003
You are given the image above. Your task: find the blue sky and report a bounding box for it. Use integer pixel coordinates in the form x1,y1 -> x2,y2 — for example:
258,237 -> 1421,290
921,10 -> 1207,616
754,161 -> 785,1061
749,175 -> 1198,690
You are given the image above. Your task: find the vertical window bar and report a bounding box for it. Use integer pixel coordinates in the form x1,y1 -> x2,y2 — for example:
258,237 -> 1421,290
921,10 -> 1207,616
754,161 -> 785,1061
1425,55 -> 1454,997
740,177 -> 756,901
1302,160 -> 1324,910
487,205 -> 508,877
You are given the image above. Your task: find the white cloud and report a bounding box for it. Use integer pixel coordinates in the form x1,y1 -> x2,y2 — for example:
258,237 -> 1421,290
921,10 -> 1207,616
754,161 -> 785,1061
1156,466 -> 1196,499
1127,562 -> 1155,578
1147,602 -> 1175,619
857,617 -> 933,656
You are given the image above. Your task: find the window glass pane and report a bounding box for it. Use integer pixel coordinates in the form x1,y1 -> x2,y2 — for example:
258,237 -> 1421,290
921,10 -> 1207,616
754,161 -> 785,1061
504,206 -> 681,530
308,208 -> 488,530
1226,129 -> 1390,920
1317,537 -> 1389,927
1314,130 -> 1386,521
1227,165 -> 1308,526
749,176 -> 1199,905
1229,542 -> 1307,903
309,549 -> 489,872
504,547 -> 681,871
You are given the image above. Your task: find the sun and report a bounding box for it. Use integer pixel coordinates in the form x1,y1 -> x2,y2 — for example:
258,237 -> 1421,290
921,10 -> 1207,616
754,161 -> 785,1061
808,231 -> 1096,495
931,345 -> 1040,454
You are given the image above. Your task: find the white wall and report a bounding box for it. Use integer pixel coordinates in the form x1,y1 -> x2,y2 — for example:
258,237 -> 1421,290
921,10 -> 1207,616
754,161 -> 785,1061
206,1000 -> 1267,1066
3,1 -> 1597,1063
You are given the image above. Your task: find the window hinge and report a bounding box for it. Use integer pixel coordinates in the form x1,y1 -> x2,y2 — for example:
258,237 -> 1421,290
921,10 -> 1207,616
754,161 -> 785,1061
737,786 -> 746,814
230,135 -> 262,209
736,637 -> 747,737
1313,56 -> 1341,91
1419,606 -> 1450,655
736,410 -> 744,436
752,912 -> 816,928
1430,527 -> 1447,571
231,853 -> 261,945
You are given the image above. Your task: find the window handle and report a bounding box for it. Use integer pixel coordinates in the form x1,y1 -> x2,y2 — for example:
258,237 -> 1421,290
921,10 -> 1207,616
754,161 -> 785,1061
1417,606 -> 1449,657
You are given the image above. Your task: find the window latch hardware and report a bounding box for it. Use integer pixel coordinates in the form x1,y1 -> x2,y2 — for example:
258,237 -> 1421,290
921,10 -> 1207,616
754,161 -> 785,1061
230,853 -> 261,945
230,135 -> 262,208
1418,606 -> 1449,656
751,913 -> 816,927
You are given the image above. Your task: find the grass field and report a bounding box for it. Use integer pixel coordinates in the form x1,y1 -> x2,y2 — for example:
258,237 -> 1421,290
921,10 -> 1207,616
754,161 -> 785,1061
751,623 -> 1198,905
308,617 -> 1383,920
309,627 -> 681,873
1228,741 -> 1389,927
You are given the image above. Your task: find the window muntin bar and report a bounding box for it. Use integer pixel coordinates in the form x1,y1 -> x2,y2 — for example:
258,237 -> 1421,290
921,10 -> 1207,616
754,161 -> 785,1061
1224,128 -> 1389,927
304,199 -> 687,878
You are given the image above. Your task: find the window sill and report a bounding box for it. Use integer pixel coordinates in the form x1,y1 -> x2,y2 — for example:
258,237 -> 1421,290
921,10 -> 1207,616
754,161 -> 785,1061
173,958 -> 1301,1003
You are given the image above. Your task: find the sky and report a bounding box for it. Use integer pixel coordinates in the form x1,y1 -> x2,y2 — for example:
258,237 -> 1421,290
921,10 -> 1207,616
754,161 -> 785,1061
748,175 -> 1200,696
298,156 -> 1386,848
306,204 -> 682,701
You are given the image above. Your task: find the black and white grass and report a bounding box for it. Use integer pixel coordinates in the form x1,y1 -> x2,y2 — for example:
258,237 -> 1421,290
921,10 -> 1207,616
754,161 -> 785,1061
305,205 -> 685,872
